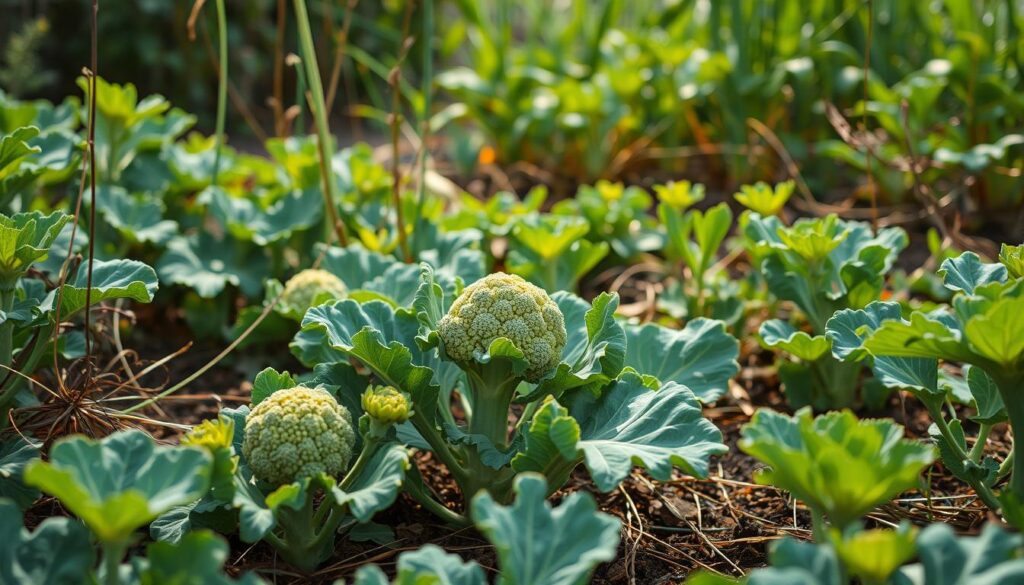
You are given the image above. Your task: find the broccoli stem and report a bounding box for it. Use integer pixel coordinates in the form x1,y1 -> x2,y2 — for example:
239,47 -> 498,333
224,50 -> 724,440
922,394 -> 1001,511
101,541 -> 126,585
994,371 -> 1024,499
274,490 -> 347,572
465,365 -> 520,449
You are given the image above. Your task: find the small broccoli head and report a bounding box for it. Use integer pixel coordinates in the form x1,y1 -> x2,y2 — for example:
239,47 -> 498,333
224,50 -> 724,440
242,386 -> 356,486
281,269 -> 347,315
362,385 -> 413,425
437,272 -> 566,382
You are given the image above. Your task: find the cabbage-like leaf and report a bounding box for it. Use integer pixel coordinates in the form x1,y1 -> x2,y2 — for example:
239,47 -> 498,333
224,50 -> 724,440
157,234 -> 269,299
759,319 -> 831,361
23,429 -> 213,543
833,524 -> 917,584
133,529 -> 263,585
526,292 -> 626,401
623,319 -> 739,402
208,186 -> 323,246
898,523 -> 1024,585
0,436 -> 40,509
0,499 -> 94,585
330,443 -> 409,522
964,365 -> 1006,424
471,474 -> 620,585
39,258 -> 158,317
826,302 -> 939,395
351,544 -> 486,585
93,185 -> 177,245
570,372 -> 727,490
939,252 -> 1008,294
0,210 -> 70,285
739,408 -> 935,529
250,367 -> 298,406
511,401 -> 581,487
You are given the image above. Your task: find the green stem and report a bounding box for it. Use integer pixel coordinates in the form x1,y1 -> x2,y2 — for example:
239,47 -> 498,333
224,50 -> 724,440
410,0 -> 434,254
999,448 -> 1015,479
211,0 -> 227,186
995,371 -> 1024,498
293,0 -> 349,247
969,423 -> 992,463
466,367 -> 519,449
410,410 -> 468,486
340,437 -> 380,490
0,287 -> 16,370
810,507 -> 828,543
925,398 -> 1002,510
403,465 -> 471,527
102,541 -> 126,585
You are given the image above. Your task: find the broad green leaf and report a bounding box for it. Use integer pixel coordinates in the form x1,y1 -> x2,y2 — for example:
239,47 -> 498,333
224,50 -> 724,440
157,234 -> 269,298
511,400 -> 581,486
319,244 -> 423,307
507,238 -> 608,292
527,292 -> 625,401
570,372 -> 727,490
864,312 -> 976,363
963,295 -> 1024,367
928,419 -> 998,488
296,300 -> 441,426
0,127 -> 41,176
137,529 -> 262,585
826,302 -> 939,395
93,185 -> 177,245
759,320 -> 831,362
208,186 -> 322,246
0,436 -> 40,509
39,258 -> 158,317
351,544 -> 486,585
250,367 -> 298,406
939,252 -> 1008,294
623,319 -> 739,402
776,215 -> 849,263
471,474 -> 620,585
330,443 -> 409,522
24,429 -> 213,543
739,408 -> 935,529
509,214 -> 590,259
999,244 -> 1024,279
0,210 -> 71,286
833,524 -> 917,583
898,523 -> 1024,585
0,499 -> 94,585
965,365 -> 1006,424
733,181 -> 794,216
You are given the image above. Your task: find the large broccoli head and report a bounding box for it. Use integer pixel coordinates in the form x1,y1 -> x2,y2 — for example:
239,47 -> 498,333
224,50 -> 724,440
437,272 -> 566,382
281,269 -> 347,315
242,386 -> 356,486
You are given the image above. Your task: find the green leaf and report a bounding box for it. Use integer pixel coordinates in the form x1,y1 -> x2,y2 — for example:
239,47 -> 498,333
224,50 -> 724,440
352,544 -> 486,585
623,319 -> 739,402
832,524 -> 917,584
0,210 -> 71,286
759,320 -> 831,362
296,300 -> 441,426
733,181 -> 794,216
898,523 -> 1024,585
999,244 -> 1024,279
0,498 -> 94,585
511,400 -> 581,485
826,302 -> 939,395
138,529 -> 260,585
939,252 -> 1008,294
0,127 -> 41,176
39,258 -> 158,317
251,367 -> 298,406
965,365 -> 1006,424
527,292 -> 625,401
208,186 -> 322,246
963,295 -> 1024,367
570,371 -> 727,491
157,234 -> 269,298
93,185 -> 177,245
863,312 -> 976,363
739,408 -> 935,529
0,436 -> 40,509
24,429 -> 213,543
331,443 -> 409,522
471,474 -> 620,585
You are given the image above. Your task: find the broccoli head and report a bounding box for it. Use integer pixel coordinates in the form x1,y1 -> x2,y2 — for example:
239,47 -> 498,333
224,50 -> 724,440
242,386 -> 356,486
362,385 -> 413,425
281,269 -> 347,315
437,272 -> 566,382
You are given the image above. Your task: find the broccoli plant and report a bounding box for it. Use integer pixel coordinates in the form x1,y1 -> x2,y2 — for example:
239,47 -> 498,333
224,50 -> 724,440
743,213 -> 907,410
292,267 -> 736,523
161,371 -> 411,572
352,474 -> 621,585
826,249 -> 1024,508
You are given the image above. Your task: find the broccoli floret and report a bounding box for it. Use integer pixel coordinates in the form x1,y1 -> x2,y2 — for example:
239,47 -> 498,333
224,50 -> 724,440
437,272 -> 566,382
242,386 -> 356,486
281,269 -> 347,315
362,385 -> 413,425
